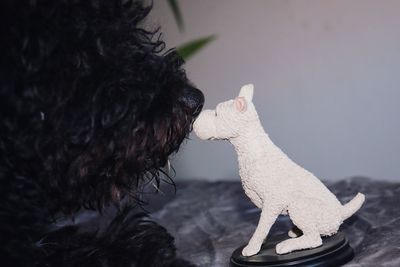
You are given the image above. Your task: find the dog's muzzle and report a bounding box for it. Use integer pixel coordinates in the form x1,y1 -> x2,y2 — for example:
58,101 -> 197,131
193,109 -> 217,140
180,85 -> 204,118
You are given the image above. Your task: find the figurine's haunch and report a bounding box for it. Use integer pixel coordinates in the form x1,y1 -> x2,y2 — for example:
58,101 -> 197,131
193,84 -> 365,256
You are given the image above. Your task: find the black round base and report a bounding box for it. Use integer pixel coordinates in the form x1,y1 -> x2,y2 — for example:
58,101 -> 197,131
230,232 -> 354,267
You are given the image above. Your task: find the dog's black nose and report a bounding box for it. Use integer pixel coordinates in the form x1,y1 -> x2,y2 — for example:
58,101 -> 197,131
181,85 -> 204,117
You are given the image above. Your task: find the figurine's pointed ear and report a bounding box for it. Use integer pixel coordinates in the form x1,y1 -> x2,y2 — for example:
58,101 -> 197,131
239,84 -> 254,102
235,97 -> 247,112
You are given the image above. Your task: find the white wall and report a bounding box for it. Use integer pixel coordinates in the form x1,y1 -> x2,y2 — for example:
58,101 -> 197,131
149,0 -> 400,182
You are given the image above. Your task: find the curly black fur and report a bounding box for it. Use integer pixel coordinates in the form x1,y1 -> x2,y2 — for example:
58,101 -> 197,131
0,1 -> 202,266
37,206 -> 193,267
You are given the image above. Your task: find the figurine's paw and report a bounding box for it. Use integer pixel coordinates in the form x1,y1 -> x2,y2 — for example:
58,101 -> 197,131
276,240 -> 293,255
276,235 -> 322,255
242,243 -> 262,256
288,229 -> 298,238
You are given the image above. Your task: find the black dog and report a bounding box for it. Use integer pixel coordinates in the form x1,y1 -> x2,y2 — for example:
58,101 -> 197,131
0,1 -> 203,266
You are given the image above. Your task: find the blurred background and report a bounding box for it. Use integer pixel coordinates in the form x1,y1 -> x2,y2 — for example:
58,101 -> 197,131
149,0 -> 400,182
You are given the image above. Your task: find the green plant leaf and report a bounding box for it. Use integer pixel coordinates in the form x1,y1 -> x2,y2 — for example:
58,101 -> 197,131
167,0 -> 184,32
177,35 -> 216,60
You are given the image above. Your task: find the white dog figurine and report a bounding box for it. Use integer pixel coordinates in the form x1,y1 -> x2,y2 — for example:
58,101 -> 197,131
193,84 -> 365,256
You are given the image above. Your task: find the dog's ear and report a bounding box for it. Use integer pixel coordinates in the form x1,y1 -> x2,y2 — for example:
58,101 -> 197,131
235,97 -> 247,112
239,84 -> 254,102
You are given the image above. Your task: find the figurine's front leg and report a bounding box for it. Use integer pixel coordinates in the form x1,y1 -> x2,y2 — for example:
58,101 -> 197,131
242,203 -> 281,256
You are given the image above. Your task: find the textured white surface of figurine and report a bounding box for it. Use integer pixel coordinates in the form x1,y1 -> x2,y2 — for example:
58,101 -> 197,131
193,84 -> 365,256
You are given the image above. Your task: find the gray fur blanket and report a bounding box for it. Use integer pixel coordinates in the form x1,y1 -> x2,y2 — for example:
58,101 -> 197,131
149,177 -> 400,267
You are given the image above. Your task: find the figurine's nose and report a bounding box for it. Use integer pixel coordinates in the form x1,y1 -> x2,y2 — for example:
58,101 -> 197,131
181,85 -> 204,117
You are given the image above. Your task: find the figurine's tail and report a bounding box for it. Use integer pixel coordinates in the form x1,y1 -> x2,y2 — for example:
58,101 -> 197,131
341,192 -> 365,220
